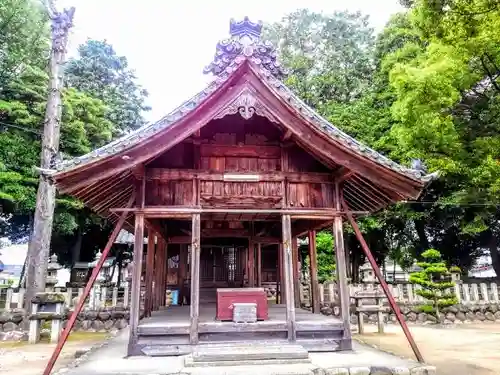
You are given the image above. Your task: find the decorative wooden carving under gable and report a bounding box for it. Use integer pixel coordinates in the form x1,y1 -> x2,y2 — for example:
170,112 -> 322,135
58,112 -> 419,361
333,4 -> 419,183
213,87 -> 279,123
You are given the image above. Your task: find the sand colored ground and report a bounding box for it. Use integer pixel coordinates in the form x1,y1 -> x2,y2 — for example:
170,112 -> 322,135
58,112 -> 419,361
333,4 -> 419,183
356,323 -> 500,375
0,332 -> 108,375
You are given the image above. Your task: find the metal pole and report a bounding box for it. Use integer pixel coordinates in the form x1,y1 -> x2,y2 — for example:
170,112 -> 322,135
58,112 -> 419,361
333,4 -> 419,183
342,199 -> 425,363
42,192 -> 135,375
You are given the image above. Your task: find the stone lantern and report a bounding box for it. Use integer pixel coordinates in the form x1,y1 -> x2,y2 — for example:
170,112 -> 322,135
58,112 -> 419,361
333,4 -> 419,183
46,254 -> 61,290
449,266 -> 462,284
360,262 -> 376,284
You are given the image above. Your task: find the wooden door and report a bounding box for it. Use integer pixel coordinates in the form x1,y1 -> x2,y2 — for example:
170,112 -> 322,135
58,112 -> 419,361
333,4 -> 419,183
200,246 -> 246,287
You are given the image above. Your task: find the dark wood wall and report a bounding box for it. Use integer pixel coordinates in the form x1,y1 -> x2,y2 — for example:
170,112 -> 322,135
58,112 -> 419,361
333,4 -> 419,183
144,114 -> 336,210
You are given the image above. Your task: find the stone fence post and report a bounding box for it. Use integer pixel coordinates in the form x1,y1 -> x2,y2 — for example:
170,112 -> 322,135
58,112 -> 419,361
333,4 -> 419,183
29,292 -> 66,344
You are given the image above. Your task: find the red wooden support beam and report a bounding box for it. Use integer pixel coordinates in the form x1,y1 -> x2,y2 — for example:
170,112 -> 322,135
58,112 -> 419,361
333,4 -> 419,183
43,192 -> 136,375
342,199 -> 425,363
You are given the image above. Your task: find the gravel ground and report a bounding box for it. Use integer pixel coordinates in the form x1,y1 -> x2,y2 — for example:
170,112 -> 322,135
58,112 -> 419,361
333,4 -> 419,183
356,323 -> 500,375
0,332 -> 109,375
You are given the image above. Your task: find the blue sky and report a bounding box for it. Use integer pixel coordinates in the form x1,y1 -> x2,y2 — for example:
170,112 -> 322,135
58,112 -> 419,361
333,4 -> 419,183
59,0 -> 403,121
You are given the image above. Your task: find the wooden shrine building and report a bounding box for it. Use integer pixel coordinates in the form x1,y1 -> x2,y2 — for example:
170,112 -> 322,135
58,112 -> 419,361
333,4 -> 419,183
51,18 -> 435,356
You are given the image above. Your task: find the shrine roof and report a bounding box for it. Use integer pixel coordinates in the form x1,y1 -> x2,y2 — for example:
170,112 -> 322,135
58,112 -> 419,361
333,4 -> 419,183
53,17 -> 436,186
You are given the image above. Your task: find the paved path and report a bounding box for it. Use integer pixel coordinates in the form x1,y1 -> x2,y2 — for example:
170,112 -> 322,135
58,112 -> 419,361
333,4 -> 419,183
61,328 -> 424,375
357,323 -> 500,375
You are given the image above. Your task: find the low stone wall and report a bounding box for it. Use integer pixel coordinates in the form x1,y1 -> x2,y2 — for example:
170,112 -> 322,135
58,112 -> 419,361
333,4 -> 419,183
0,308 -> 27,340
319,301 -> 500,324
63,307 -> 130,332
0,306 -> 131,341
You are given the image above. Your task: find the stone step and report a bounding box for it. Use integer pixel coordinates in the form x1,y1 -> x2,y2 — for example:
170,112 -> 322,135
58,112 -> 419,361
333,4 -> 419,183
185,356 -> 311,368
191,343 -> 310,363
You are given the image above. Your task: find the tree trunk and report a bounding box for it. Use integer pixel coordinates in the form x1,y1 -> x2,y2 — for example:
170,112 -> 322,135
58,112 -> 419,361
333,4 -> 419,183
19,213 -> 34,288
24,8 -> 75,313
109,260 -> 117,284
414,219 -> 430,254
117,261 -> 123,287
488,232 -> 500,281
71,227 -> 83,266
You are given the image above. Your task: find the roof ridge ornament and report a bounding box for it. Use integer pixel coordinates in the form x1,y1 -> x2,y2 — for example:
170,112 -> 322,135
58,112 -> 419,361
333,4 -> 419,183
213,86 -> 279,123
204,17 -> 287,79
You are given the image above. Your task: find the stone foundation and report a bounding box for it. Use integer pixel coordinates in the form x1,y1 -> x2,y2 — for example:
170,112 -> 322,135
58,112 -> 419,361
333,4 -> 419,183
0,306 -> 131,341
0,308 -> 28,340
319,302 -> 500,325
62,307 -> 130,332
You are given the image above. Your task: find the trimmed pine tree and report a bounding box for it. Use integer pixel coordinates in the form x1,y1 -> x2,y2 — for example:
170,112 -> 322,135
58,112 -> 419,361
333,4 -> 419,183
409,249 -> 458,320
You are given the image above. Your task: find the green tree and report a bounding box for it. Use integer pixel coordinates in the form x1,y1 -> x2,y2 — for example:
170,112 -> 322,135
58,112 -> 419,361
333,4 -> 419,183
65,40 -> 150,134
0,2 -> 142,265
316,231 -> 336,283
409,249 -> 457,319
0,0 -> 49,87
385,0 -> 500,277
264,9 -> 375,109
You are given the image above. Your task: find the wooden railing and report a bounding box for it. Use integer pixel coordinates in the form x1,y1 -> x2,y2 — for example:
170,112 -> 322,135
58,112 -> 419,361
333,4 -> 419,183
319,282 -> 500,305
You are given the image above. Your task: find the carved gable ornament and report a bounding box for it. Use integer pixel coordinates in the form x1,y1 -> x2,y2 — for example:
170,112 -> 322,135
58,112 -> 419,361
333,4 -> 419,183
214,88 -> 278,123
204,17 -> 287,80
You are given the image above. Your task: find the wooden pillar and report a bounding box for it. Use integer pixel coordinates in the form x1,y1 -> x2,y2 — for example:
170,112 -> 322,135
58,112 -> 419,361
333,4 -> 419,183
155,237 -> 166,308
144,231 -> 155,317
276,244 -> 281,304
334,184 -> 352,349
128,213 -> 144,355
189,214 -> 201,344
292,237 -> 300,308
157,239 -> 164,308
282,214 -> 296,341
278,243 -> 286,304
178,244 -> 187,305
248,240 -> 255,287
153,237 -> 161,310
162,241 -> 168,307
257,243 -> 262,287
308,230 -> 320,314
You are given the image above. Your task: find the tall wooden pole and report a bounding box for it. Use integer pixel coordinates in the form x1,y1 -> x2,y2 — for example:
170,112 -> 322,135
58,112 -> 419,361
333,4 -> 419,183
256,243 -> 262,287
282,214 -> 296,341
189,214 -> 201,344
25,3 -> 75,312
127,212 -> 145,356
292,237 -> 300,308
308,230 -> 320,314
334,183 -> 352,350
178,245 -> 187,305
145,231 -> 155,317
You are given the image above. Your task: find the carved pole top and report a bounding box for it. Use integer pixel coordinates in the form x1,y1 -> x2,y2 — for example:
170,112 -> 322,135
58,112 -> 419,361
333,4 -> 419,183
50,6 -> 76,52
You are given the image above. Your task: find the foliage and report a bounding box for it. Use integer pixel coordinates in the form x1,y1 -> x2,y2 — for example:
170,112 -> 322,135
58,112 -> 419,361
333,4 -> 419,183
267,3 -> 500,280
0,3 -> 149,265
315,231 -> 336,283
265,9 -> 375,109
409,249 -> 457,318
0,0 -> 49,87
65,40 -> 150,135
